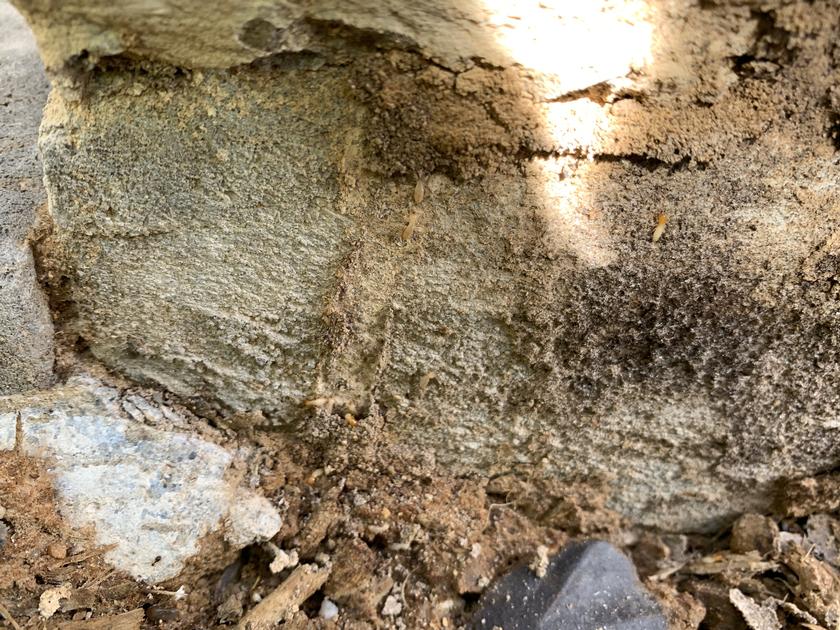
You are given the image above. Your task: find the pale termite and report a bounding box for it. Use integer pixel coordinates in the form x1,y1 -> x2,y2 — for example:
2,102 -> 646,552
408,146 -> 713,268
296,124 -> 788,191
401,212 -> 418,242
652,213 -> 668,243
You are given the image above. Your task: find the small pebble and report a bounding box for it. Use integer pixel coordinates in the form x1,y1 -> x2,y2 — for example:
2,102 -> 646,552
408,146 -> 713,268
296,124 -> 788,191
319,598 -> 339,620
382,595 -> 402,617
146,606 -> 178,623
530,545 -> 549,578
48,542 -> 68,559
731,513 -> 779,555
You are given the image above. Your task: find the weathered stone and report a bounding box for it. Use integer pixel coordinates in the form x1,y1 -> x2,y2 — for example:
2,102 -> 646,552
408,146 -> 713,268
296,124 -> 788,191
805,514 -> 840,569
10,0 -> 649,97
469,540 -> 666,630
0,1 -> 53,394
12,0 -> 840,532
730,514 -> 780,556
0,376 -> 282,583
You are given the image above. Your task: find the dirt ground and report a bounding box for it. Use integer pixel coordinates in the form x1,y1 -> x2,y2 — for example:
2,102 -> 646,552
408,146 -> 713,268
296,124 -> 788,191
2,365 -> 840,630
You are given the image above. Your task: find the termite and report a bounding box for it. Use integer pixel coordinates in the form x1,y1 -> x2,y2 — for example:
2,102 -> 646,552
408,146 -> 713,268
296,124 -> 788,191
413,179 -> 425,205
418,371 -> 437,396
401,212 -> 418,242
303,396 -> 336,415
652,213 -> 668,243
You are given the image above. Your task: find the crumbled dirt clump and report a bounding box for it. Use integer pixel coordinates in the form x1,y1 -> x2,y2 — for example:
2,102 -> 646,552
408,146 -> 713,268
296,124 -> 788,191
633,476 -> 840,630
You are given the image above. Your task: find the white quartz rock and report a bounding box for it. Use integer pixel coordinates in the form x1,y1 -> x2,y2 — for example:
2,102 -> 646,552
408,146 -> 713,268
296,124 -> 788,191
0,377 -> 281,583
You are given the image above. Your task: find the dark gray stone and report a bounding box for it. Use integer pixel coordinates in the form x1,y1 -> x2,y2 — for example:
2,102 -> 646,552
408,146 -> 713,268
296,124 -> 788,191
470,540 -> 667,630
0,520 -> 8,550
0,0 -> 53,394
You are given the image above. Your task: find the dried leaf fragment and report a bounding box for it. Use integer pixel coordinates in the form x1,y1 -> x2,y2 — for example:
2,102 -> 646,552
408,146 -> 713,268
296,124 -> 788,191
39,584 -> 71,619
729,588 -> 781,630
56,608 -> 144,629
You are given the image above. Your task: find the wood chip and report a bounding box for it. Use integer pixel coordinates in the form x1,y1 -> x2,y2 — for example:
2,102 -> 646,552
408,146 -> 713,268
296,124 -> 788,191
55,543 -> 118,568
56,608 -> 144,629
237,563 -> 330,630
683,551 -> 778,576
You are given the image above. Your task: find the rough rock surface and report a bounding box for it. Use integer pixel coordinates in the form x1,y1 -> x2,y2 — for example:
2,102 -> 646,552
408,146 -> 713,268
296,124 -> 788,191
13,0 -> 840,531
0,376 -> 282,582
470,540 -> 666,629
0,1 -> 53,394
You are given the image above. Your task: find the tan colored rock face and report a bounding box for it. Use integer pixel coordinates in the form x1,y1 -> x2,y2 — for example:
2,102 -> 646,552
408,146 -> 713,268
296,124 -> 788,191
19,0 -> 840,530
13,0 -> 506,71
40,65 -> 355,413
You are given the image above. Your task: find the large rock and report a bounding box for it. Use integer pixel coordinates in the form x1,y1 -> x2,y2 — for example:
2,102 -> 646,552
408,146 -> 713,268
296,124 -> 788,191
0,1 -> 53,394
470,541 -> 666,630
12,0 -> 840,530
0,376 -> 281,583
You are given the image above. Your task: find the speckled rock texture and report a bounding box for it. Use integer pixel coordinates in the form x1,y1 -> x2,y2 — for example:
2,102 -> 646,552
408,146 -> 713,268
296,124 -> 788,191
13,0 -> 840,531
0,376 -> 282,583
470,541 -> 666,629
0,1 -> 54,394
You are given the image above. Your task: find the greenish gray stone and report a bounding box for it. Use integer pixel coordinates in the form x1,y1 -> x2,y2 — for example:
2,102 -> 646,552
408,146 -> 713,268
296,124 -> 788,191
0,1 -> 53,394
